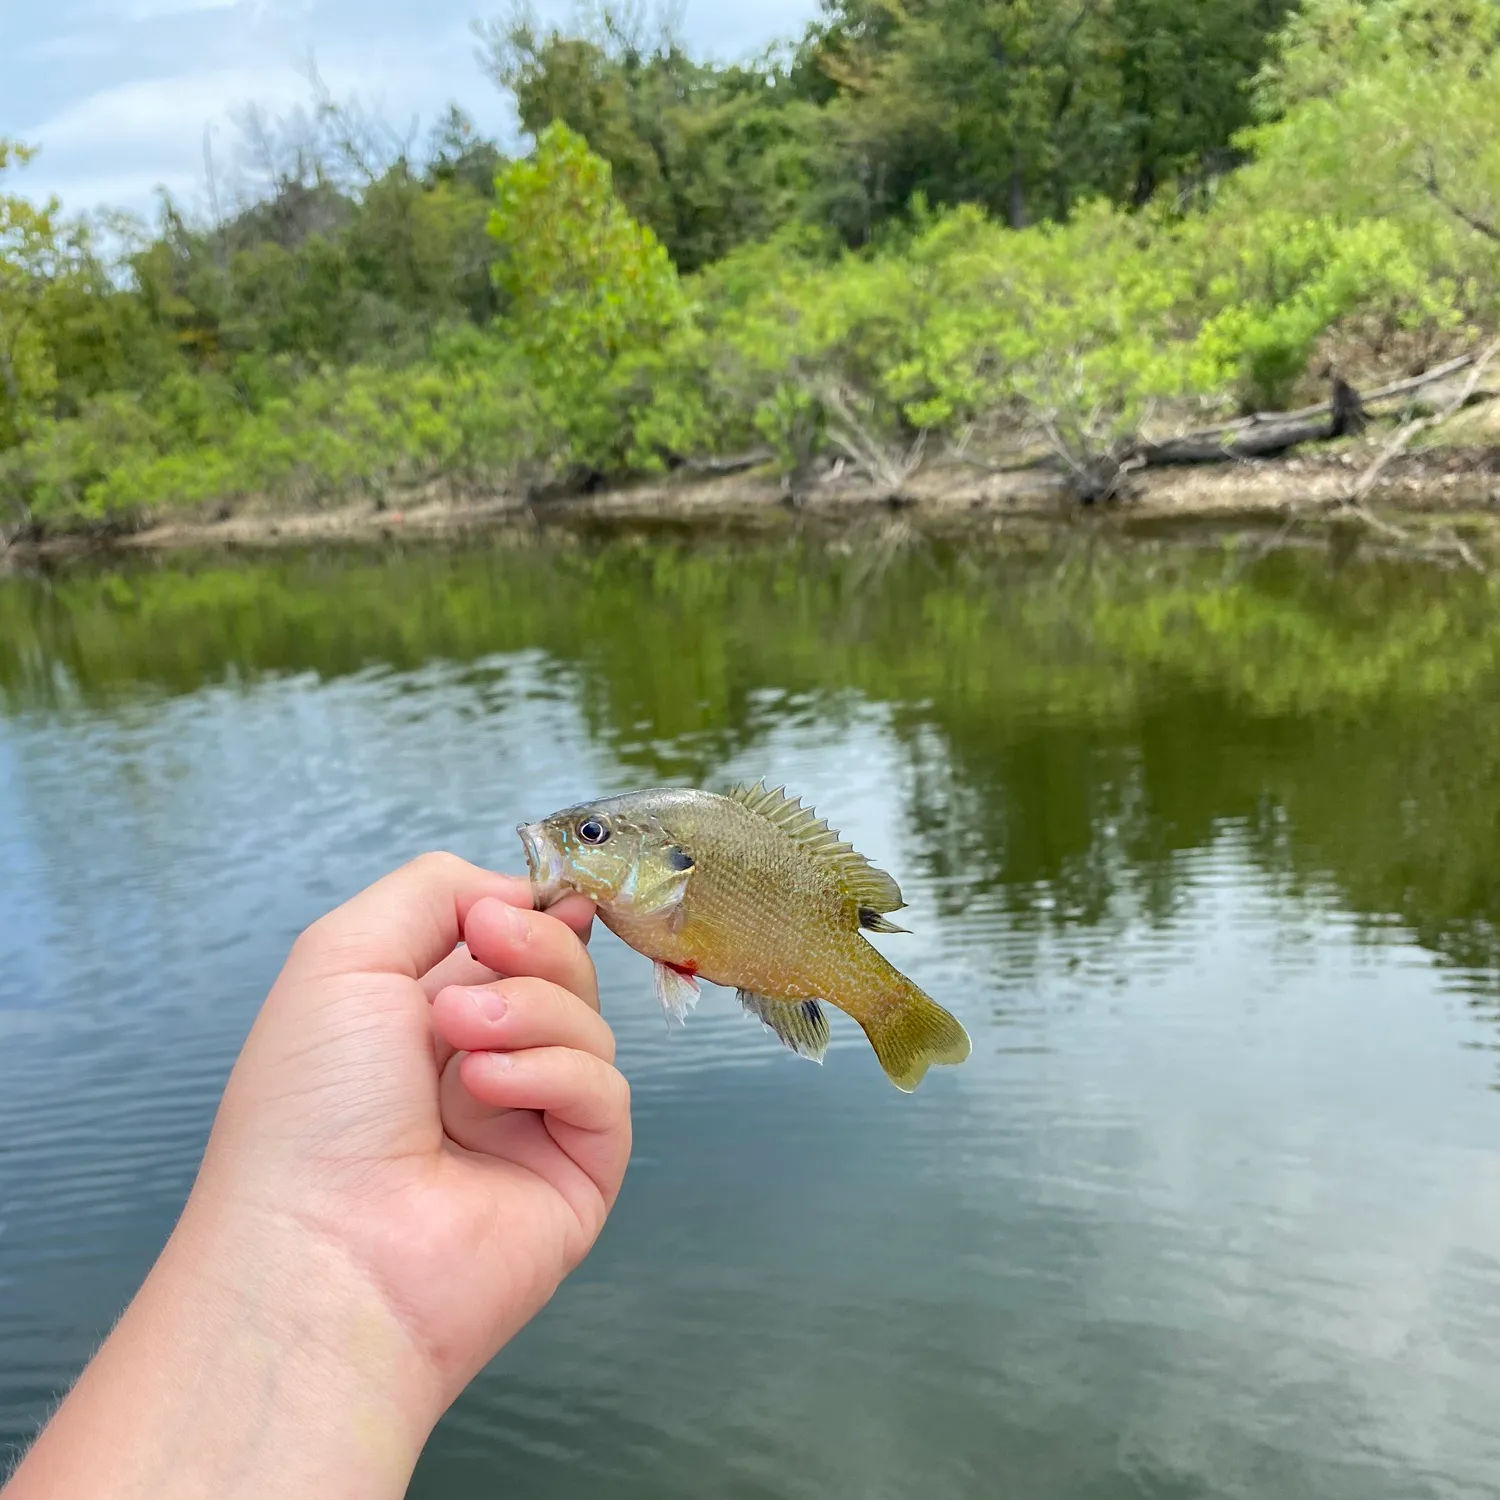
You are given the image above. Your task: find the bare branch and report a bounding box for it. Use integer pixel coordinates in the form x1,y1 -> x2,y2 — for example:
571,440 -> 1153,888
1345,337 -> 1500,508
1421,152 -> 1500,245
1313,337 -> 1500,573
819,381 -> 926,495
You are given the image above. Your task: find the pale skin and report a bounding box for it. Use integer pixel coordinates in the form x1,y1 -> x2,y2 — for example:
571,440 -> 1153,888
1,853 -> 626,1500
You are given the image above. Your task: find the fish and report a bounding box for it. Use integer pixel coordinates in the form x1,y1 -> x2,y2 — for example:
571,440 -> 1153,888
517,781 -> 971,1092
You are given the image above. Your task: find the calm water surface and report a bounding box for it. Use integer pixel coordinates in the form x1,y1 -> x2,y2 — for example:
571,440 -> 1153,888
2,523 -> 1499,1499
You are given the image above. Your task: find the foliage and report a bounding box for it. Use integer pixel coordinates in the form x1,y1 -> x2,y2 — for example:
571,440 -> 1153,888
4,1 -> 1500,532
488,122 -> 689,471
1,143 -> 68,448
479,6 -> 845,269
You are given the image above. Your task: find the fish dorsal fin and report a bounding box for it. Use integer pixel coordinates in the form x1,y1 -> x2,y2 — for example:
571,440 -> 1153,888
728,780 -> 905,913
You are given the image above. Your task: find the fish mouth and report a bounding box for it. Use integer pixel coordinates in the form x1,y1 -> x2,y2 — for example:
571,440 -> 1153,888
518,821 -> 567,909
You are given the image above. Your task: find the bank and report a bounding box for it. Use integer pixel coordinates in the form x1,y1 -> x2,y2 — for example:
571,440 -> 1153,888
4,395 -> 1499,567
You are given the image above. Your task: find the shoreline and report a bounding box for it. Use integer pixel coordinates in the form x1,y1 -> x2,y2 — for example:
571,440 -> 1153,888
4,443 -> 1499,564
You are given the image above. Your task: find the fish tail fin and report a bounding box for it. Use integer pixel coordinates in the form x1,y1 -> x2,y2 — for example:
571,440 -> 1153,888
852,961 -> 971,1093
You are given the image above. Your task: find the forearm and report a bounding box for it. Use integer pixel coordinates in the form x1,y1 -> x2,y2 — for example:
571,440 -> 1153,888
4,1195 -> 438,1500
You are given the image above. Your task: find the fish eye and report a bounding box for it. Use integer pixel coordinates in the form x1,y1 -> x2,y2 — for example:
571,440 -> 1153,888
577,818 -> 610,845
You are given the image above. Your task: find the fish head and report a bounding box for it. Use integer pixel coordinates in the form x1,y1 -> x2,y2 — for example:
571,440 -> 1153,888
518,790 -> 697,916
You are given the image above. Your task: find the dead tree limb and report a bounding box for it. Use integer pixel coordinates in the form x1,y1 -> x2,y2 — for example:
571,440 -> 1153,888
1422,155 -> 1500,246
1136,412 -> 1334,465
675,449 -> 773,476
1167,354 -> 1478,446
1326,337 -> 1500,572
1329,371 -> 1368,437
1346,338 -> 1500,508
820,383 -> 927,498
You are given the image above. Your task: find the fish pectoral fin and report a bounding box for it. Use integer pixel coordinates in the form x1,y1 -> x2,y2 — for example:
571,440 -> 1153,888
737,990 -> 830,1064
653,962 -> 701,1025
619,864 -> 691,930
859,907 -> 909,934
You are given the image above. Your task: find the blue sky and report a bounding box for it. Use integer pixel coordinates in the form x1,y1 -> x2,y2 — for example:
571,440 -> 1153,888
0,0 -> 821,219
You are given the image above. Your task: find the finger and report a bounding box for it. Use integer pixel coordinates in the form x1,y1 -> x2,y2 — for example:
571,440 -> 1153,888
290,853 -> 535,982
458,1047 -> 631,1200
461,1047 -> 629,1137
419,946 -> 499,1003
420,952 -> 502,1074
463,898 -> 600,1014
432,979 -> 616,1065
536,893 -> 596,947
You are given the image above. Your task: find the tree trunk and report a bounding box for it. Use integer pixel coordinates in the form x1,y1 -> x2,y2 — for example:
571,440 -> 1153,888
1008,148 -> 1027,229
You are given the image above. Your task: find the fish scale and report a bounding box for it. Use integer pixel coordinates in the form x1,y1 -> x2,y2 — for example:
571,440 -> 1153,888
519,782 -> 971,1092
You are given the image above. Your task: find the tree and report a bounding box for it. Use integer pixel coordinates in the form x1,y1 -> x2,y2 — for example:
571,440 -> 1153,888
1,142 -> 66,447
1243,0 -> 1500,248
488,121 -> 687,466
1105,0 -> 1296,207
479,5 -> 839,268
811,0 -> 1296,230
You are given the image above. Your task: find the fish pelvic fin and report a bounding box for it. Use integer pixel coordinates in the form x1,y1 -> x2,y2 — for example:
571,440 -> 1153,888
727,779 -> 904,915
738,990 -> 829,1064
859,906 -> 909,934
850,958 -> 970,1093
653,961 -> 701,1026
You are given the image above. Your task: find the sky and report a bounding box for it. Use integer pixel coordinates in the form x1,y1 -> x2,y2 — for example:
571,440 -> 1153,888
0,0 -> 821,220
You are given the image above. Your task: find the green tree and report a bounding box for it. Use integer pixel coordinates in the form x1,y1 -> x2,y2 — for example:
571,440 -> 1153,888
812,0 -> 1296,230
1,142 -> 66,447
1241,0 -> 1500,254
488,121 -> 687,467
480,7 -> 836,268
1106,0 -> 1296,206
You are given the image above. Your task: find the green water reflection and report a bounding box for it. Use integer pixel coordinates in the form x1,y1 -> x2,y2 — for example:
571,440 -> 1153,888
5,523 -> 1498,1016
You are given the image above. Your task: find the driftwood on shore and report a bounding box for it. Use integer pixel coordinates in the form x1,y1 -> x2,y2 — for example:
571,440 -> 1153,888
1047,351 -> 1497,503
675,449 -> 773,476
1137,354 -> 1479,467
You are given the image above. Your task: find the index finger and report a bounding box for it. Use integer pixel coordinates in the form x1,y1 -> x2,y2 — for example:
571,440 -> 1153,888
288,852 -> 542,982
463,897 -> 601,1014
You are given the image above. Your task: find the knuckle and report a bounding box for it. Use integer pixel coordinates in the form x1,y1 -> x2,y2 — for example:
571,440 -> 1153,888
563,1046 -> 597,1091
410,849 -> 465,880
608,1067 -> 632,1121
288,913 -> 336,966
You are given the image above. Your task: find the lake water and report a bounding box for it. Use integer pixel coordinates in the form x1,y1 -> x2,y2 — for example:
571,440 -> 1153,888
2,520 -> 1499,1499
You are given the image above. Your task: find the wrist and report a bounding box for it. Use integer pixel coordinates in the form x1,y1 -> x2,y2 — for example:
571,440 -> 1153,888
6,1190 -> 443,1500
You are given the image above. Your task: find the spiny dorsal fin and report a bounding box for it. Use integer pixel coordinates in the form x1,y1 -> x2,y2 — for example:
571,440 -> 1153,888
728,780 -> 905,913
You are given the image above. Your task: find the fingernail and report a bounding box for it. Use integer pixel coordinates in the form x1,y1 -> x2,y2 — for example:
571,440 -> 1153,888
482,1051 -> 516,1074
468,987 -> 508,1023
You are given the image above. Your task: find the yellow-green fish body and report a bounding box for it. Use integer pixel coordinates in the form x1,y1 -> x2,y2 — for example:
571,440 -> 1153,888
518,782 -> 971,1091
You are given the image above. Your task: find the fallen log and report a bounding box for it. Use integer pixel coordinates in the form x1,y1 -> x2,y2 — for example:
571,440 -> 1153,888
1167,353 -> 1478,445
1136,413 -> 1335,465
1136,354 -> 1494,467
675,449 -> 774,476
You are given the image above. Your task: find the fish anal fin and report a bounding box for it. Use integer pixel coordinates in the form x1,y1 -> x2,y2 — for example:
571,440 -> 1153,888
727,780 -> 904,914
859,907 -> 909,934
737,990 -> 829,1064
653,961 -> 700,1026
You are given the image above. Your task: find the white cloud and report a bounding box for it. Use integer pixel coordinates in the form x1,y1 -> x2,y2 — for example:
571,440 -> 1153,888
33,68 -> 310,152
124,0 -> 243,20
4,0 -> 822,217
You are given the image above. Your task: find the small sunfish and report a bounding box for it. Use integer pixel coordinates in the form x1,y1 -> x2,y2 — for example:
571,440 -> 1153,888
518,781 -> 971,1091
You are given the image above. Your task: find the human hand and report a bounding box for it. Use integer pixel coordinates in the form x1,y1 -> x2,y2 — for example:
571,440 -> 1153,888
204,852 -> 628,1398
4,854 -> 629,1500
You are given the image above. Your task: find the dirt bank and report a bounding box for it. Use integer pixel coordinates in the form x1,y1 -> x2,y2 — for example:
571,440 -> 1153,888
5,432 -> 1499,564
